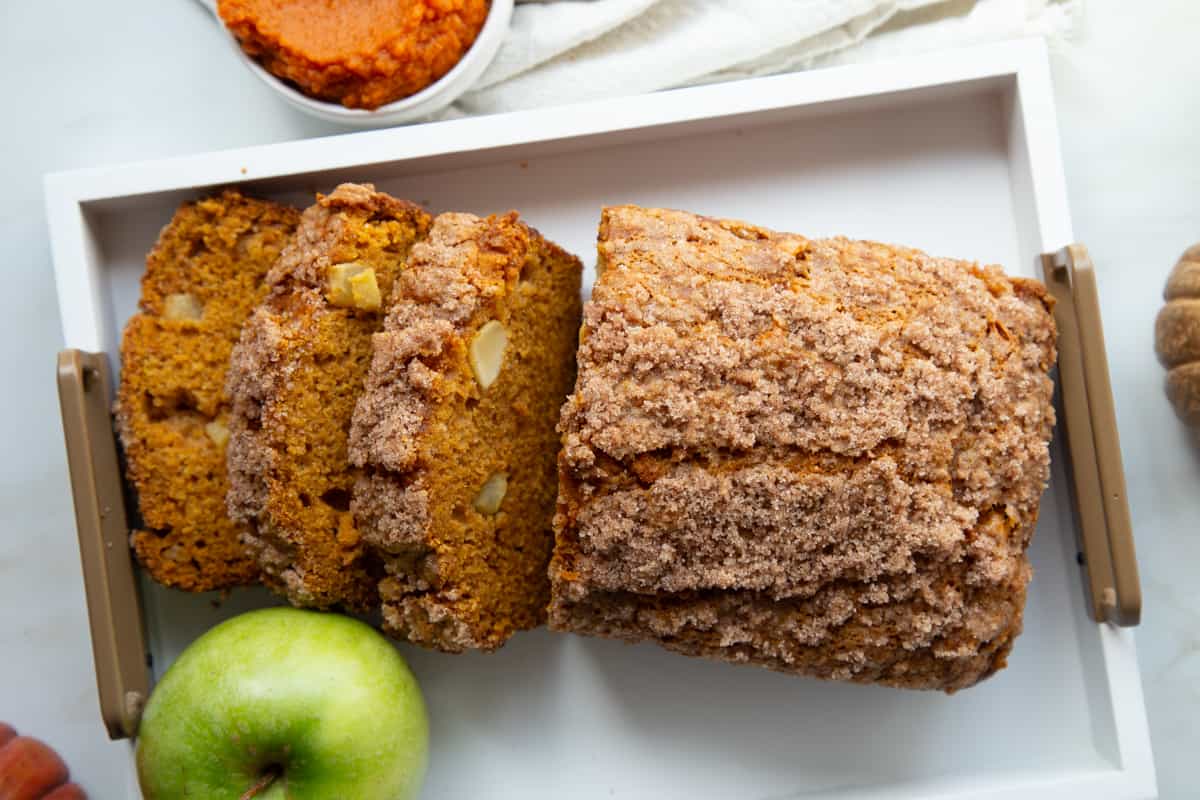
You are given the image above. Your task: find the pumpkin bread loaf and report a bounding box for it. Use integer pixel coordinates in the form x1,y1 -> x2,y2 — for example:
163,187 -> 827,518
350,212 -> 583,651
226,184 -> 431,611
550,206 -> 1058,692
115,190 -> 299,592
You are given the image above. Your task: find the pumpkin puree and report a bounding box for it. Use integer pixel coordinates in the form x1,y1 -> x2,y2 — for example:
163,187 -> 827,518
217,0 -> 489,110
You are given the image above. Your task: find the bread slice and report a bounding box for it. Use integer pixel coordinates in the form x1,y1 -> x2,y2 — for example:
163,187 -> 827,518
550,205 -> 1058,691
115,190 -> 299,592
226,184 -> 432,611
349,212 -> 583,651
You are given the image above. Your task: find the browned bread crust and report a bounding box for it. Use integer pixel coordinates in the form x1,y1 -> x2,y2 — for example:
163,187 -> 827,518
226,184 -> 431,611
550,206 -> 1058,692
115,190 -> 299,592
349,212 -> 583,651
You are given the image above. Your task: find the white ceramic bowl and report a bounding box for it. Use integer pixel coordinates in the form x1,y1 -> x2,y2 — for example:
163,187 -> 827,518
195,0 -> 513,126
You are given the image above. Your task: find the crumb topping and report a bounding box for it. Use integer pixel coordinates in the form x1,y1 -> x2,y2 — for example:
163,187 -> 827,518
551,206 -> 1057,691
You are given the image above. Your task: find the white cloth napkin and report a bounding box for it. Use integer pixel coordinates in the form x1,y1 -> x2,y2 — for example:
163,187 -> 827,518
448,0 -> 1079,116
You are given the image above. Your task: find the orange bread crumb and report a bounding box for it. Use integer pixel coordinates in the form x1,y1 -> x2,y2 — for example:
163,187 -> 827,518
226,184 -> 431,611
115,190 -> 299,592
349,212 -> 583,651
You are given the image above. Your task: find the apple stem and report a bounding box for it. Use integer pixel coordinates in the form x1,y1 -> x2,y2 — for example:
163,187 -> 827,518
240,766 -> 280,800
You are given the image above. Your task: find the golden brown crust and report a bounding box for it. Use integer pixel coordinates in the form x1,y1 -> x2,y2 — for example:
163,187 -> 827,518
349,212 -> 583,651
226,184 -> 431,610
115,190 -> 299,592
216,0 -> 489,110
550,206 -> 1058,692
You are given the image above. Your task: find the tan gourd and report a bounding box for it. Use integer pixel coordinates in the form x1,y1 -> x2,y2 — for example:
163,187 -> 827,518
1155,244 -> 1200,428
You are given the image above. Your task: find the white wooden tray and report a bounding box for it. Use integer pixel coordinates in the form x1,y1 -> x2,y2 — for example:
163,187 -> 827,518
45,38 -> 1156,799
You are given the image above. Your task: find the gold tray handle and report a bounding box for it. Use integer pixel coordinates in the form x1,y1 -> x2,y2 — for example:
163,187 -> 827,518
1042,246 -> 1141,626
57,349 -> 148,739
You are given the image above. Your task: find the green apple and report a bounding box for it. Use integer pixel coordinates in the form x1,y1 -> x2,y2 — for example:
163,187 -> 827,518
136,607 -> 428,800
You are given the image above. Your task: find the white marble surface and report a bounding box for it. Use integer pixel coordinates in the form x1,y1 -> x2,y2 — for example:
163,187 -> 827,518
1,0 -> 1196,797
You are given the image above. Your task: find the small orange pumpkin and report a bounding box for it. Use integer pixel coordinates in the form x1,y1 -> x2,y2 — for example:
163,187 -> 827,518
0,723 -> 87,800
1155,244 -> 1200,429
